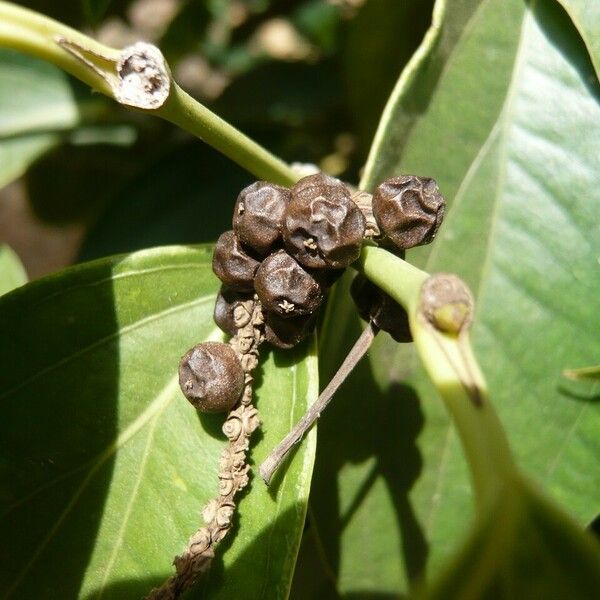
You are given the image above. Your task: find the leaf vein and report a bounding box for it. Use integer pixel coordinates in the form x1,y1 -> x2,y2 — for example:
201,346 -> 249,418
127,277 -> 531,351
0,294 -> 214,402
4,375 -> 181,597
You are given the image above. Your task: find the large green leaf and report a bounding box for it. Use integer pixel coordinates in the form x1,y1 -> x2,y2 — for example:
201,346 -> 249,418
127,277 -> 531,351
311,0 -> 600,594
556,0 -> 600,78
0,245 -> 317,599
361,0 -> 483,192
0,244 -> 27,295
0,49 -> 84,187
0,133 -> 58,189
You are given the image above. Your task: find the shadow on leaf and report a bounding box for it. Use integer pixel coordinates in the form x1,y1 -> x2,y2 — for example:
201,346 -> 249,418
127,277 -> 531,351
302,273 -> 428,596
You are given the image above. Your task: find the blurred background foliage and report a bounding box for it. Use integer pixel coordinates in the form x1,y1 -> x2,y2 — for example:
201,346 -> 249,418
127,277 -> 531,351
0,0 -> 433,277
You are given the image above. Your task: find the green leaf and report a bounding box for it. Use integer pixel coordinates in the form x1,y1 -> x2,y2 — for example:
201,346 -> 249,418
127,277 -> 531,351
556,0 -> 600,78
0,134 -> 58,189
423,477 -> 600,599
0,245 -> 317,599
311,274 -> 429,597
0,244 -> 27,295
312,0 -> 600,593
361,0 -> 484,192
293,0 -> 340,54
342,0 -> 434,159
0,49 -> 112,188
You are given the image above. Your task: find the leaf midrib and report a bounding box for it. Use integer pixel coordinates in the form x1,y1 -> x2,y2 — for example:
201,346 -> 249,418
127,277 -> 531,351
422,0 -> 534,537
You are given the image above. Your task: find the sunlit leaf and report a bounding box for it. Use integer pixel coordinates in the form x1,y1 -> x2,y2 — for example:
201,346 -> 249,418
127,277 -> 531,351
0,49 -> 89,187
311,0 -> 600,594
0,49 -> 130,190
563,365 -> 600,381
0,244 -> 27,295
0,245 -> 317,599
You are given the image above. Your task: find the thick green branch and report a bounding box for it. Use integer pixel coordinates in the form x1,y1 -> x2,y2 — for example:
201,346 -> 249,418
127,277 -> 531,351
356,246 -> 516,511
0,0 -> 298,186
0,1 -> 118,94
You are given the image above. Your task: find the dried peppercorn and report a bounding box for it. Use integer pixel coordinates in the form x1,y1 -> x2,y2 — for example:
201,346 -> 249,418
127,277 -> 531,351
179,342 -> 245,412
292,172 -> 347,202
351,274 -> 412,343
232,181 -> 291,255
264,312 -> 316,349
283,175 -> 366,269
372,175 -> 445,250
213,287 -> 253,337
255,250 -> 323,317
212,230 -> 261,291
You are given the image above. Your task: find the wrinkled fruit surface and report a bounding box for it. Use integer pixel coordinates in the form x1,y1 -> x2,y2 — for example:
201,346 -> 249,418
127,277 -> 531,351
351,274 -> 412,343
214,287 -> 253,337
212,230 -> 261,291
255,250 -> 323,318
233,181 -> 291,255
264,312 -> 316,349
283,174 -> 366,269
372,175 -> 445,250
179,342 -> 245,412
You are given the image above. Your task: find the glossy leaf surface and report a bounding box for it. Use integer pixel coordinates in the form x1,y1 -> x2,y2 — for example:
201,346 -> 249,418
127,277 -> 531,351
310,0 -> 600,594
341,0 -> 434,158
0,244 -> 27,295
0,245 -> 317,599
0,49 -> 131,192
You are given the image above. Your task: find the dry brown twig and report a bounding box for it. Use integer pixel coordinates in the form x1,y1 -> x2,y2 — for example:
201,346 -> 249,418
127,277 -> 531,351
147,297 -> 264,600
259,321 -> 379,485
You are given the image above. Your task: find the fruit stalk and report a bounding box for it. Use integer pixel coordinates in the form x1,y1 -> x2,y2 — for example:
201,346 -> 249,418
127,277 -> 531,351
147,298 -> 263,599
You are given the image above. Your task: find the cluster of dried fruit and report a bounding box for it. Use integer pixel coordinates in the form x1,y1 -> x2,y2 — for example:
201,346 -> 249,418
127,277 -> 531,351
179,172 -> 445,413
156,172 -> 445,599
216,172 -> 445,348
213,172 -> 367,350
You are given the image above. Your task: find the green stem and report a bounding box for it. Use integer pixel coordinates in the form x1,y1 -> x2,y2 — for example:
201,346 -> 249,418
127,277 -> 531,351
0,1 -> 118,94
160,85 -> 298,187
0,0 -> 298,186
356,246 -> 516,512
